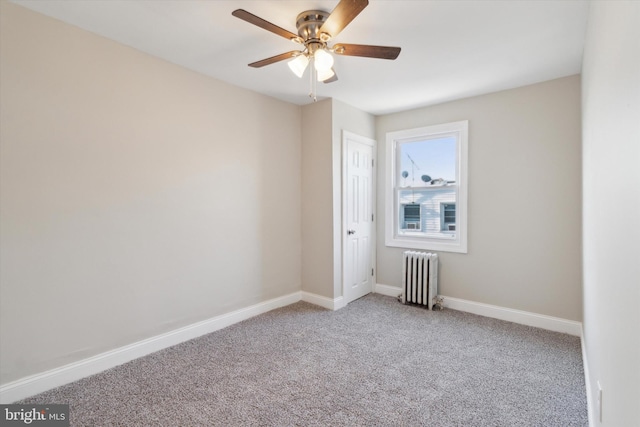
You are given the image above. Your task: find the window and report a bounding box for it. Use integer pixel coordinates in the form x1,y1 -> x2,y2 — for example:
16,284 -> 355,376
441,203 -> 456,231
402,204 -> 421,230
385,121 -> 468,253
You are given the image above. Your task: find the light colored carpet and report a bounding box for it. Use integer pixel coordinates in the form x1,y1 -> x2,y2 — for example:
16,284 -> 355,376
19,294 -> 588,426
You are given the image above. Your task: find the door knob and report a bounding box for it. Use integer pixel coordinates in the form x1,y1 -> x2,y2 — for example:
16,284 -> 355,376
347,229 -> 356,235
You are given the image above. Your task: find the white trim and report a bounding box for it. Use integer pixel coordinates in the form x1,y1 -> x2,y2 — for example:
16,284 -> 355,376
375,283 -> 403,298
1,288 -> 582,404
374,284 -> 581,336
581,325 -> 595,426
1,291 -> 312,403
301,291 -> 345,311
385,120 -> 468,253
443,296 -> 582,336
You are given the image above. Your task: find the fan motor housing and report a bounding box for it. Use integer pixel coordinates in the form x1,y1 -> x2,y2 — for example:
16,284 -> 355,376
296,10 -> 330,42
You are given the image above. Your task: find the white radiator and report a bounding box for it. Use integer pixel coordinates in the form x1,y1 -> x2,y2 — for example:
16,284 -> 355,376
402,251 -> 438,310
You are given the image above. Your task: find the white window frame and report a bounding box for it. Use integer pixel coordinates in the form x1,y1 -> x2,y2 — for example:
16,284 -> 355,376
385,120 -> 468,253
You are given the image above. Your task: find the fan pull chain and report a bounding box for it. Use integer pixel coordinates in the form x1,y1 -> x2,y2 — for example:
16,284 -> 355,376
308,57 -> 313,99
308,56 -> 317,102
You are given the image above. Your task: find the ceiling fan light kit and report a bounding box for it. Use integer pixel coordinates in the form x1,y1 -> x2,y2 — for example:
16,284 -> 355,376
232,0 -> 401,102
288,54 -> 309,78
313,48 -> 334,72
317,67 -> 336,83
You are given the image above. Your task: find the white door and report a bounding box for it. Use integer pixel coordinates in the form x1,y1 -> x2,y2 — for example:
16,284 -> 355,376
343,131 -> 375,304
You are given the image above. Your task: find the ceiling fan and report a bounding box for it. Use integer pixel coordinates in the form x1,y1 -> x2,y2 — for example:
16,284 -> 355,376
232,0 -> 401,99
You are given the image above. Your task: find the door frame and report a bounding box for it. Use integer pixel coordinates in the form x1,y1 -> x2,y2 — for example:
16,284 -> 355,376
341,130 -> 377,304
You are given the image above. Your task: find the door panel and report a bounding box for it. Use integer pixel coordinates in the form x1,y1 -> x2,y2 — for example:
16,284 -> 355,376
343,132 -> 375,304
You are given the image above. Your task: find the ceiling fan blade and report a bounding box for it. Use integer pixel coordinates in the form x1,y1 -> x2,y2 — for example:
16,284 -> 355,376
322,70 -> 339,84
249,51 -> 300,68
319,0 -> 369,39
333,43 -> 401,60
232,9 -> 301,43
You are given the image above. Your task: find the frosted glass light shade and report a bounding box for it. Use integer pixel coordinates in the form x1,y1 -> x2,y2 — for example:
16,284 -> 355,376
317,67 -> 335,82
313,49 -> 334,72
288,55 -> 309,78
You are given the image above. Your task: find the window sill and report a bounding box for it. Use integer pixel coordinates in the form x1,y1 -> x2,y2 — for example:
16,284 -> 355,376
386,236 -> 467,254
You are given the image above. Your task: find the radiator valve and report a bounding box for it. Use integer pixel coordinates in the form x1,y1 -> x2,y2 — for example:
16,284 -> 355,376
432,296 -> 444,311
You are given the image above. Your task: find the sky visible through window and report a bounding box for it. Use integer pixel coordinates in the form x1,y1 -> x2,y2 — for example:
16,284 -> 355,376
399,136 -> 456,186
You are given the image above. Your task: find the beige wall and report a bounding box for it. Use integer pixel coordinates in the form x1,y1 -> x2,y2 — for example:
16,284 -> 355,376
301,100 -> 333,297
0,3 -> 301,384
376,76 -> 583,321
581,1 -> 640,425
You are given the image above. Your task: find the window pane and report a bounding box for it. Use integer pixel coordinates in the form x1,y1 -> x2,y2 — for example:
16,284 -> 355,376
399,188 -> 456,237
386,120 -> 467,253
443,204 -> 456,223
404,204 -> 420,220
398,136 -> 456,186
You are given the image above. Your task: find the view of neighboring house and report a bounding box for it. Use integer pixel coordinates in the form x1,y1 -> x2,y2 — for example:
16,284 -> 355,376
396,132 -> 458,238
399,184 -> 456,236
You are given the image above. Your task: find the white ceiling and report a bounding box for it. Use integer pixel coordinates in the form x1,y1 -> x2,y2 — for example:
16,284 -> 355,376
12,0 -> 590,115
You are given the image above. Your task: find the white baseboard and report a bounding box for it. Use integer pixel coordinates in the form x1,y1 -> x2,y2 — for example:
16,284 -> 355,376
581,326 -> 595,426
1,291 -> 306,403
443,296 -> 582,336
374,283 -> 403,298
375,284 -> 582,336
1,287 -> 583,404
301,291 -> 345,311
